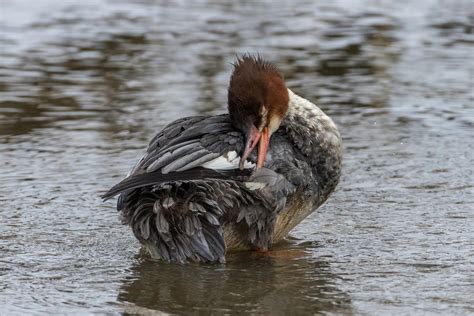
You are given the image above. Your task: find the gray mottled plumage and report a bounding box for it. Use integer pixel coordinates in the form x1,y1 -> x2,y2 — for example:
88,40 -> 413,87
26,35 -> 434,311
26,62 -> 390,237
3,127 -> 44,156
103,89 -> 342,263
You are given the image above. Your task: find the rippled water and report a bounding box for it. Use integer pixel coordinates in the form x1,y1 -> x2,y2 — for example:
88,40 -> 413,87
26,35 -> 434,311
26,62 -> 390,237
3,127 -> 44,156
1,0 -> 473,314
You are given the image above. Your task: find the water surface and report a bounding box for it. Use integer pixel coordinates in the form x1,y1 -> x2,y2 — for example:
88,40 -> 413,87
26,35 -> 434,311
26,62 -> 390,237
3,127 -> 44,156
1,0 -> 473,314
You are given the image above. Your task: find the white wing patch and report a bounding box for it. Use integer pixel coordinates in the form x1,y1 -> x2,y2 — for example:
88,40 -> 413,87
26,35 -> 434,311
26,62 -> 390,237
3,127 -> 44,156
244,182 -> 267,190
201,150 -> 255,170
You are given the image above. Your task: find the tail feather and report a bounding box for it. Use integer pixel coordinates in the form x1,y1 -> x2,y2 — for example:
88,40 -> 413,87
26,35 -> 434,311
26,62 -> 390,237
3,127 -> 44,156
122,184 -> 227,263
109,167 -> 293,261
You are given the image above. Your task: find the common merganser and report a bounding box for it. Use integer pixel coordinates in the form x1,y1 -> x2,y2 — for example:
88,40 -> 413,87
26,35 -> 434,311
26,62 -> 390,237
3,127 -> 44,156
102,55 -> 342,263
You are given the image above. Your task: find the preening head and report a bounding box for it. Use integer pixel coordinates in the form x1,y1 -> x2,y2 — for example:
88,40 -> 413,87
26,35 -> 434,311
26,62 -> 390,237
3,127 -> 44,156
228,55 -> 289,169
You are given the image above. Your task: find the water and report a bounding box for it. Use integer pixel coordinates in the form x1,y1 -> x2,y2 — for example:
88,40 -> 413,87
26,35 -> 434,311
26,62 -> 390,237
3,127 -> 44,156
0,0 -> 473,314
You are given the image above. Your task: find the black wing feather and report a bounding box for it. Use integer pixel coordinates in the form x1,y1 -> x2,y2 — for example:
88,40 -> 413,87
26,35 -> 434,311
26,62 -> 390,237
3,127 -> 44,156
102,168 -> 251,200
128,115 -> 246,176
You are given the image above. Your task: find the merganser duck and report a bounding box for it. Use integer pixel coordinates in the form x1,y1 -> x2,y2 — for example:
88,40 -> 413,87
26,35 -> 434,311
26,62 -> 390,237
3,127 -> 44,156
102,55 -> 342,263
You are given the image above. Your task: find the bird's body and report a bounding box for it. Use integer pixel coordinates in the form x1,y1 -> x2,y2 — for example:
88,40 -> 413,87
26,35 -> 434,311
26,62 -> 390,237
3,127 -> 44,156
103,57 -> 342,263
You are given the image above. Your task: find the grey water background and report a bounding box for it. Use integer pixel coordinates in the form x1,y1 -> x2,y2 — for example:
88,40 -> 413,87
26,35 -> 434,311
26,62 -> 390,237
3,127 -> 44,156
0,0 -> 473,314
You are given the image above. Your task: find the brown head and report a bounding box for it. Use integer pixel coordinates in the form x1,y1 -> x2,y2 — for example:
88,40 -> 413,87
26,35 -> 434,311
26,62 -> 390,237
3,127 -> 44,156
228,55 -> 289,169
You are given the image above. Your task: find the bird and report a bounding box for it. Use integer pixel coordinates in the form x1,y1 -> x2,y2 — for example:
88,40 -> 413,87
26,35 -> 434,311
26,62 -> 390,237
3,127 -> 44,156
102,55 -> 342,263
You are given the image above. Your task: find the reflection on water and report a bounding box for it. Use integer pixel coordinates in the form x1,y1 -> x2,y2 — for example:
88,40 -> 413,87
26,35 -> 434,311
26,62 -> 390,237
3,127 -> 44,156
119,242 -> 352,314
0,0 -> 473,314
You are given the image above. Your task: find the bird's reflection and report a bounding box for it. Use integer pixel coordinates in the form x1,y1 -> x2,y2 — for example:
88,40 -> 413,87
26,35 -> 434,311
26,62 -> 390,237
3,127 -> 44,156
118,240 -> 353,314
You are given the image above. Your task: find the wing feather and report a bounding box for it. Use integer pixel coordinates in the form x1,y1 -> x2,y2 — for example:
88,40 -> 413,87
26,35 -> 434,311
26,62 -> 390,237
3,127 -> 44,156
129,115 -> 246,177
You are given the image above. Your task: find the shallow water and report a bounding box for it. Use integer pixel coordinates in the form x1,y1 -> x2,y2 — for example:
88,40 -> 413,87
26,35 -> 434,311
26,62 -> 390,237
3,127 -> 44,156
0,0 -> 473,315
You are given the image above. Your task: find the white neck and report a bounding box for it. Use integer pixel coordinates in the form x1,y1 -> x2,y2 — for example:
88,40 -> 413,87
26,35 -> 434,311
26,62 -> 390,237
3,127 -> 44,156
282,89 -> 342,197
286,89 -> 341,149
281,90 -> 342,172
